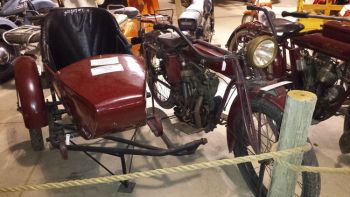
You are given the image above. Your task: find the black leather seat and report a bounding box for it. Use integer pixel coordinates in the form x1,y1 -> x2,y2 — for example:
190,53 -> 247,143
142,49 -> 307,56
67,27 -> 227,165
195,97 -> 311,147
272,18 -> 304,34
41,7 -> 131,71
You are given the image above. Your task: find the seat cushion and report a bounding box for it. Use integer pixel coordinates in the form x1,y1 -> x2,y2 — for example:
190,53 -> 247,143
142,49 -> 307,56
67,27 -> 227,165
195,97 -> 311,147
57,54 -> 146,139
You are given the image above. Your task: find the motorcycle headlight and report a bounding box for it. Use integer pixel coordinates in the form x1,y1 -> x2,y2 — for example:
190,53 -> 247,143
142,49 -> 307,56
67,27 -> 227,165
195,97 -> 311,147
246,36 -> 277,68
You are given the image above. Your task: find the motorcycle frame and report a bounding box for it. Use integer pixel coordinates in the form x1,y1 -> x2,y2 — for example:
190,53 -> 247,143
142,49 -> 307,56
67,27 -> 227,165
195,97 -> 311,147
228,17 -> 350,122
143,36 -> 286,154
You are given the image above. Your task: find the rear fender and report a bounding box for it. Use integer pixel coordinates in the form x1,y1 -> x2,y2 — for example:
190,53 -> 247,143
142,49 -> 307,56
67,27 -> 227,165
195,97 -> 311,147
226,86 -> 286,152
14,56 -> 48,129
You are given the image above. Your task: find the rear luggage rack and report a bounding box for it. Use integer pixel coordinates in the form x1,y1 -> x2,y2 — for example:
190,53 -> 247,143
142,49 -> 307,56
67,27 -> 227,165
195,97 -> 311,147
3,25 -> 40,45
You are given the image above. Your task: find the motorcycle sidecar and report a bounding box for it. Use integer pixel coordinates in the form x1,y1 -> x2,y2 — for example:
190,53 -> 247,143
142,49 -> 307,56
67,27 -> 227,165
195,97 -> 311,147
14,8 -> 206,189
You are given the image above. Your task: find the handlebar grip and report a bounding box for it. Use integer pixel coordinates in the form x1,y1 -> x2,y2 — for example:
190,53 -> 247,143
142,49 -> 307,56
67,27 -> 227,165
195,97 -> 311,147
153,23 -> 171,30
246,5 -> 260,11
281,11 -> 309,18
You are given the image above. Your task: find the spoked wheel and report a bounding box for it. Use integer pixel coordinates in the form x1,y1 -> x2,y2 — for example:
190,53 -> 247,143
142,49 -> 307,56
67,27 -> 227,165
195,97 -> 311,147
146,48 -> 175,109
29,128 -> 44,151
0,34 -> 16,83
232,98 -> 320,197
227,29 -> 267,79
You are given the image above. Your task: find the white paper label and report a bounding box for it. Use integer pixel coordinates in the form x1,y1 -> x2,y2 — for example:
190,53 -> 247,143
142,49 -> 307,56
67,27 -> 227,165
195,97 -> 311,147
222,60 -> 226,71
91,64 -> 124,76
90,57 -> 119,67
65,134 -> 71,145
260,81 -> 292,91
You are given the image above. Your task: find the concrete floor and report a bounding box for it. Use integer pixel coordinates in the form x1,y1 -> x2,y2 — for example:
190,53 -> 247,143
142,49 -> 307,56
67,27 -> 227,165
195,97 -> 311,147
1,0 -> 350,196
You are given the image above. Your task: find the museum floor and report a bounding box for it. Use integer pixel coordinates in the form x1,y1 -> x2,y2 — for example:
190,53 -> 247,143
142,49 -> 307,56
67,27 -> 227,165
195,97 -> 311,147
0,0 -> 350,196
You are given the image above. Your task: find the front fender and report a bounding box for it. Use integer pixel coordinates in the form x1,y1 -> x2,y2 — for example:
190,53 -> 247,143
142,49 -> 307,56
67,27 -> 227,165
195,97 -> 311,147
32,0 -> 58,11
226,86 -> 286,152
14,56 -> 48,129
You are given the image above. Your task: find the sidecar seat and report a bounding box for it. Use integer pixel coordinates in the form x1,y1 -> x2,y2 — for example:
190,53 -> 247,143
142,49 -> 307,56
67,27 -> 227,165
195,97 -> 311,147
41,7 -> 131,71
41,8 -> 146,139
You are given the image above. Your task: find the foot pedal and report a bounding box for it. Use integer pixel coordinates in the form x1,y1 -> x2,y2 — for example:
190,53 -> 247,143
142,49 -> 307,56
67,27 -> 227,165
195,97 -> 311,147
146,114 -> 163,137
118,181 -> 136,193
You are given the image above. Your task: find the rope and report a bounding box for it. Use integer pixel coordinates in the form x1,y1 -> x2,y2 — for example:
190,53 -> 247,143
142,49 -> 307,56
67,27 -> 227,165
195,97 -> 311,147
0,144 -> 310,192
276,159 -> 350,174
2,144 -> 350,193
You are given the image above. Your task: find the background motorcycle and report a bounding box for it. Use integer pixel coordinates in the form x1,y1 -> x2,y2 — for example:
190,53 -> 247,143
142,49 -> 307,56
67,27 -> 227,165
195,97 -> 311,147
0,0 -> 57,83
142,22 -> 320,197
241,0 -> 273,24
227,5 -> 350,154
177,0 -> 214,42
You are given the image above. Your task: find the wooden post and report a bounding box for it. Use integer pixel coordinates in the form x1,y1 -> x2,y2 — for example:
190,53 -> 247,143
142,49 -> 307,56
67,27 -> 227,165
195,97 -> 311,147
174,0 -> 183,18
267,90 -> 317,197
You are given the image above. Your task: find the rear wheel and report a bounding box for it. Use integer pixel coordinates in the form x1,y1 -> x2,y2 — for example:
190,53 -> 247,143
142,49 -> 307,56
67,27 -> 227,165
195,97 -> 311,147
231,98 -> 320,197
146,48 -> 175,109
29,128 -> 44,151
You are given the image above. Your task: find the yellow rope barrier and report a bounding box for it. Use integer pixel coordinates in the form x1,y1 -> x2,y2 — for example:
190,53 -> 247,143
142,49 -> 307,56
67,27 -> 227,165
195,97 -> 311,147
0,144 -> 349,193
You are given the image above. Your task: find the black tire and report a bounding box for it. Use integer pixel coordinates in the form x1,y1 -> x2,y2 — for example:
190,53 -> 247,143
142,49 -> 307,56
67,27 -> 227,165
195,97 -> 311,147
29,128 -> 44,151
145,47 -> 175,109
0,29 -> 16,83
231,98 -> 320,197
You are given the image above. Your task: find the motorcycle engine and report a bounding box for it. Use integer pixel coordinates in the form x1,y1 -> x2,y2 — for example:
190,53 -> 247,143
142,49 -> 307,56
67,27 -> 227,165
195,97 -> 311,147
298,50 -> 348,120
173,61 -> 220,131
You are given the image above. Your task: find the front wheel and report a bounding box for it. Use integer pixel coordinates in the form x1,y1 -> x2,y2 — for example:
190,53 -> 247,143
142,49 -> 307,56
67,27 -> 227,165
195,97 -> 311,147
145,47 -> 175,109
231,98 -> 320,197
29,128 -> 44,151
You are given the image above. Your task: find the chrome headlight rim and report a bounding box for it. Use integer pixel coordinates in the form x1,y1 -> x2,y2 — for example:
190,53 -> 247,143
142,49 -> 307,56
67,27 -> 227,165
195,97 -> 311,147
246,35 -> 278,69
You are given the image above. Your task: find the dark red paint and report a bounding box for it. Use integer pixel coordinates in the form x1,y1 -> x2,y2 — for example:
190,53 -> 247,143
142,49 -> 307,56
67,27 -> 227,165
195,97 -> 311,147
46,54 -> 147,139
14,56 -> 48,129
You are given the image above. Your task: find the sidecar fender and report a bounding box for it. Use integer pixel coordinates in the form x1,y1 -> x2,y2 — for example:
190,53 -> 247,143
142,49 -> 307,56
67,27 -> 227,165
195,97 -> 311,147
14,56 -> 48,129
226,86 -> 286,152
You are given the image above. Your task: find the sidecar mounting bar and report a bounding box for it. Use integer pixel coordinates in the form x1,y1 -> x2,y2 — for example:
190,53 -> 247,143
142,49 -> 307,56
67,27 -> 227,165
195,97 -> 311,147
63,138 -> 207,157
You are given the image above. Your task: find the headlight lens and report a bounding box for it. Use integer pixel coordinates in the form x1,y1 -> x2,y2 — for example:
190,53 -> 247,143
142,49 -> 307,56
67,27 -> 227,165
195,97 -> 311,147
247,36 -> 277,68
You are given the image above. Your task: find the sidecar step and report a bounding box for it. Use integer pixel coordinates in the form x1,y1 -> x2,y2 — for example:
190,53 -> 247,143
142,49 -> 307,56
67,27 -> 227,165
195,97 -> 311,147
64,138 -> 207,156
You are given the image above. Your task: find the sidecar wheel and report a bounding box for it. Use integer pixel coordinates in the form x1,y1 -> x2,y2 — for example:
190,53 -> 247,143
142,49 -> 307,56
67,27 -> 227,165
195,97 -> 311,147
231,98 -> 320,197
0,40 -> 16,83
29,128 -> 44,151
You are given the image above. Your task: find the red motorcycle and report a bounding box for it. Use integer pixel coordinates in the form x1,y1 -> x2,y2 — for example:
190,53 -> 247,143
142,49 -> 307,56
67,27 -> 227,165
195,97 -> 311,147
227,5 -> 350,154
14,7 -> 318,196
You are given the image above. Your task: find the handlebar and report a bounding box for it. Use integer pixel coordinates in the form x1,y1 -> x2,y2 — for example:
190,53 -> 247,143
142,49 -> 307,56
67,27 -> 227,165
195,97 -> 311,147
153,24 -> 236,61
246,5 -> 277,38
281,11 -> 308,18
27,15 -> 46,21
282,11 -> 350,22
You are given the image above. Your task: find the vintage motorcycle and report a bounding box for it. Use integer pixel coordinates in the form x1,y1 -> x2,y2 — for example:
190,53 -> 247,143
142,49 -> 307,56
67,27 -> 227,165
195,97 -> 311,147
241,0 -> 273,24
227,5 -> 350,154
177,0 -> 214,41
14,7 -> 319,196
0,0 -> 57,83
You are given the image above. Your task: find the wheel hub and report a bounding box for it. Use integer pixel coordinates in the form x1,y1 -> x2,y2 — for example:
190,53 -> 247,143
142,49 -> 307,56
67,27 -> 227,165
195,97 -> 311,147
0,46 -> 10,65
